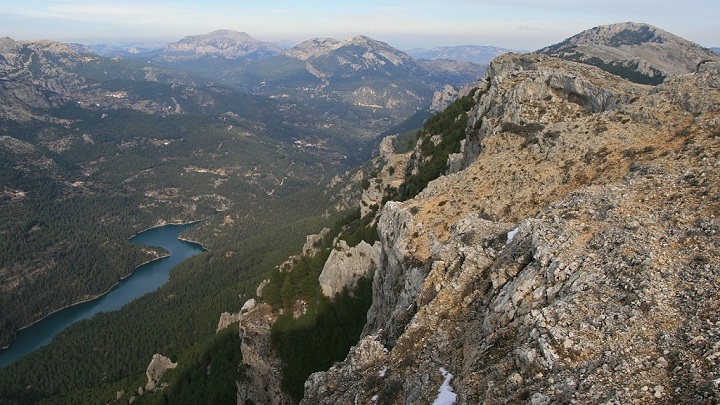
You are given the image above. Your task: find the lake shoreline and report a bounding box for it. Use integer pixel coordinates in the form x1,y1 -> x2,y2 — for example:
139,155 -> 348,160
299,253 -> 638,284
0,220 -> 205,355
131,220 -> 209,251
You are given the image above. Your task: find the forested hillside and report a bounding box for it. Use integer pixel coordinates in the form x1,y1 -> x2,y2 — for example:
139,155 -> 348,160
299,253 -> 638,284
0,30 -> 463,404
0,37 -> 372,350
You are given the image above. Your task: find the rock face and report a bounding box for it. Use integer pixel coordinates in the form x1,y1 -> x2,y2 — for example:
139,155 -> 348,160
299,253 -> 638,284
539,22 -> 720,85
144,354 -> 177,392
236,303 -> 293,405
217,312 -> 243,332
430,84 -> 460,112
302,51 -> 720,403
318,240 -> 380,297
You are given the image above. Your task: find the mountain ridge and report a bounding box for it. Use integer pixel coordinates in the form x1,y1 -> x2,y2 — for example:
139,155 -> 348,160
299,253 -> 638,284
539,21 -> 720,84
407,45 -> 518,64
229,23 -> 720,404
158,29 -> 282,62
299,49 -> 720,405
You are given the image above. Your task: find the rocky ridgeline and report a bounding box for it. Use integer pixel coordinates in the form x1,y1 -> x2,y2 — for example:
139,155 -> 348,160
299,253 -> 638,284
301,52 -> 720,404
539,22 -> 720,85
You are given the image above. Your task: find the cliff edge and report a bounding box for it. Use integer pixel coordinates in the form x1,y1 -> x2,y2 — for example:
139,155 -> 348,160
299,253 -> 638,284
302,53 -> 720,404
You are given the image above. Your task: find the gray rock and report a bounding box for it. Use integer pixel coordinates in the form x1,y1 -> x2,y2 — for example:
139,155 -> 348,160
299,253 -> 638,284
144,353 -> 177,392
318,240 -> 380,297
299,50 -> 720,404
217,311 -> 242,332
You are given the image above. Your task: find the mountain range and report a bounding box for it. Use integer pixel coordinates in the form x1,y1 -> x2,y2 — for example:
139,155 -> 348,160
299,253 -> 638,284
150,31 -> 487,138
406,45 -> 518,64
79,30 -> 487,142
1,21 -> 719,405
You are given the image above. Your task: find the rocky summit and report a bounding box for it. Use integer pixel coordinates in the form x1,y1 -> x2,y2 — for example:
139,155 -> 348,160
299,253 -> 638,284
539,22 -> 720,85
298,49 -> 720,403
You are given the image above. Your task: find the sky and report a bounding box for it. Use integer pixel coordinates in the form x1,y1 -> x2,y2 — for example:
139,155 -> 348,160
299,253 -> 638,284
1,0 -> 718,51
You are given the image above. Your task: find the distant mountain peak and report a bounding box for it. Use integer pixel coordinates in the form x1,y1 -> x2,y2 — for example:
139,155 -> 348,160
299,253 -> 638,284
284,38 -> 341,60
343,35 -> 384,47
285,35 -> 405,60
539,22 -> 720,85
204,29 -> 253,38
559,22 -> 675,47
407,45 -> 517,64
159,30 -> 281,62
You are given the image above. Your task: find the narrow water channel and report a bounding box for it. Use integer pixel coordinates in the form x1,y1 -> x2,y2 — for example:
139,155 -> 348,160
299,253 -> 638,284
0,223 -> 205,367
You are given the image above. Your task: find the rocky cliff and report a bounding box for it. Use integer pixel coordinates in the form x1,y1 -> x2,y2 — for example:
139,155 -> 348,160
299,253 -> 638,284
301,50 -> 720,404
318,240 -> 380,298
236,302 -> 293,405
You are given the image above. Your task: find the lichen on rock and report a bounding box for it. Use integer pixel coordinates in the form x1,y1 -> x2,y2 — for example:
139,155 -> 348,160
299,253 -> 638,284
300,54 -> 720,404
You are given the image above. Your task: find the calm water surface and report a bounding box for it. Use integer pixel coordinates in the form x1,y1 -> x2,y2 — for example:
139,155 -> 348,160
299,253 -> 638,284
0,223 -> 204,367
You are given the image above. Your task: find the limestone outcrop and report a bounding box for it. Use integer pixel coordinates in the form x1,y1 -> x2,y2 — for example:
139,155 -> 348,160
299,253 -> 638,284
144,353 -> 177,392
302,54 -> 720,403
217,299 -> 257,331
318,240 -> 380,297
430,84 -> 459,112
235,303 -> 293,405
217,312 -> 243,332
360,135 -> 412,219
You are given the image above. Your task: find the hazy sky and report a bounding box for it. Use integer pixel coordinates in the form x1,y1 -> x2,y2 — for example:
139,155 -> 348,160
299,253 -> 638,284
2,0 -> 718,50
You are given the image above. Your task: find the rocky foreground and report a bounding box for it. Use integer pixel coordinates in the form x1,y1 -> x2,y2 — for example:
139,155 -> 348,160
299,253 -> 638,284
299,53 -> 720,404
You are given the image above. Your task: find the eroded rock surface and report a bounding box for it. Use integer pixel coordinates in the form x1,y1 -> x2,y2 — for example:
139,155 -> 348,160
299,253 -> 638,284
318,240 -> 380,297
236,303 -> 293,405
302,54 -> 720,404
144,353 -> 177,392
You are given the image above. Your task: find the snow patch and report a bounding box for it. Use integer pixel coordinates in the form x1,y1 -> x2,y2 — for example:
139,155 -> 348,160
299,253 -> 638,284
379,366 -> 388,377
372,394 -> 379,401
432,367 -> 457,405
506,227 -> 519,244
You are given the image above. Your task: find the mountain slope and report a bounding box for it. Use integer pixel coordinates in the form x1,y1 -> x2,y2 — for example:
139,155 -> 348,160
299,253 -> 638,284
145,33 -> 485,141
297,53 -> 720,404
0,37 -> 355,350
539,22 -> 720,84
239,35 -> 484,138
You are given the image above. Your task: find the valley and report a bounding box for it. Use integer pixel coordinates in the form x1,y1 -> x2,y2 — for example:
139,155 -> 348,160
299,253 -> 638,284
0,29 -> 478,404
1,21 -> 720,405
